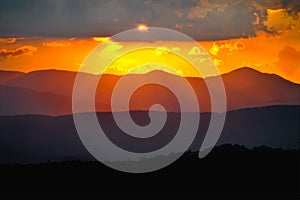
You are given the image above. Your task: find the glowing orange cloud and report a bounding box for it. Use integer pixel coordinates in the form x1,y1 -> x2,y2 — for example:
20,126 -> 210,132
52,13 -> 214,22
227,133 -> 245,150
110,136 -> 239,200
43,41 -> 71,48
92,37 -> 110,42
209,41 -> 245,56
0,46 -> 37,58
0,38 -> 17,44
213,58 -> 224,66
267,9 -> 286,14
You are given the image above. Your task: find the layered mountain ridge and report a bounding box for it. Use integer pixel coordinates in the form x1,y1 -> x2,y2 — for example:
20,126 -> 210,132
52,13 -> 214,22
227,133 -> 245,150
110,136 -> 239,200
0,67 -> 299,115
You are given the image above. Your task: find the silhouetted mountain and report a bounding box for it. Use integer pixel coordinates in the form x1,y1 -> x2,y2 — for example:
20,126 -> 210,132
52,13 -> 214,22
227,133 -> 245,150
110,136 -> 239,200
1,67 -> 299,115
221,67 -> 300,109
0,105 -> 299,164
0,85 -> 71,115
0,69 -> 79,97
0,70 -> 24,84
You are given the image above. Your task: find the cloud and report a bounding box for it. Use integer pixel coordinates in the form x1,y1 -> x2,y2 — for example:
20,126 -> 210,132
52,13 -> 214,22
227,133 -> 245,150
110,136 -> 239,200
255,0 -> 300,19
101,40 -> 123,54
274,45 -> 300,74
154,46 -> 170,56
0,37 -> 16,44
188,46 -> 208,56
213,58 -> 224,66
209,41 -> 245,56
172,47 -> 181,52
69,37 -> 77,41
0,46 -> 37,58
93,37 -> 110,42
187,0 -> 228,19
42,41 -> 71,47
0,0 -> 294,40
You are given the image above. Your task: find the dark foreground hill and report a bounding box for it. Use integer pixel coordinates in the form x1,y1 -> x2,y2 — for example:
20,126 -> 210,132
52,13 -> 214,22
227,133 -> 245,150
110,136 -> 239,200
0,144 -> 299,198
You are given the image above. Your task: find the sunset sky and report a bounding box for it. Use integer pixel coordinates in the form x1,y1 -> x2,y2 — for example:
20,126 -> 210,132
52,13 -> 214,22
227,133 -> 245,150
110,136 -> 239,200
0,0 -> 300,83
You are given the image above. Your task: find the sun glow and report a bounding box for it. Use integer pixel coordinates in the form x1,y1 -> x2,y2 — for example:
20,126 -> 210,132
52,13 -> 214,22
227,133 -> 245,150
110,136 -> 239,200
104,48 -> 196,76
137,24 -> 148,31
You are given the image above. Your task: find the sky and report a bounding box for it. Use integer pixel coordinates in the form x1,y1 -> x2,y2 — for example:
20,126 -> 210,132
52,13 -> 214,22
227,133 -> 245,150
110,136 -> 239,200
0,0 -> 300,83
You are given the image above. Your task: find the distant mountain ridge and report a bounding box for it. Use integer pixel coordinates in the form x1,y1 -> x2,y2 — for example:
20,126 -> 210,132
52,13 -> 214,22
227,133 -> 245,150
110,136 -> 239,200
0,105 -> 299,164
0,67 -> 299,115
0,70 -> 24,84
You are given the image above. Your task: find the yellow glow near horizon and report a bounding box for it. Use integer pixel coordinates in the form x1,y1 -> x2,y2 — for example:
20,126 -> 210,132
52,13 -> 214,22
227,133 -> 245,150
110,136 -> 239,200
103,48 -> 196,76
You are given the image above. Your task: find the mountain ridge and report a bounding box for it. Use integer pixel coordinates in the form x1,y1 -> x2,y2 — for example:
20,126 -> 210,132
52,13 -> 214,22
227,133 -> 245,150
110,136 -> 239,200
0,105 -> 299,164
0,66 -> 298,84
0,67 -> 299,115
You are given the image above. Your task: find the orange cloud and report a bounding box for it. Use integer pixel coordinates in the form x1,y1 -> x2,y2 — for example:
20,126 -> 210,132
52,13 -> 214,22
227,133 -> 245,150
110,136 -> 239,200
209,41 -> 245,56
0,46 -> 37,58
92,37 -> 110,42
213,58 -> 224,66
274,45 -> 300,74
154,46 -> 170,56
0,38 -> 17,44
188,46 -> 208,56
69,37 -> 77,41
42,41 -> 71,47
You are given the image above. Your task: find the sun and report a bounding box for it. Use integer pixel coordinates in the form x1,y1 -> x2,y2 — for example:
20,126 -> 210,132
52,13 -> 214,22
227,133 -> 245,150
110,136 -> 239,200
137,24 -> 148,31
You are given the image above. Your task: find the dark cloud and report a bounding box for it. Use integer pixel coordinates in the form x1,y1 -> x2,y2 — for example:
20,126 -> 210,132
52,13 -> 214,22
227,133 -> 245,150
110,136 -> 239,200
0,46 -> 37,58
282,0 -> 300,18
0,0 -> 298,40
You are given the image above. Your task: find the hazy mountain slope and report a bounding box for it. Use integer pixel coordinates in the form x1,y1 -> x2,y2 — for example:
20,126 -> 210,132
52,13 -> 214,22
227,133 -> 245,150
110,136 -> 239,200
221,67 -> 300,110
0,105 -> 299,164
0,85 -> 71,115
0,70 -> 25,84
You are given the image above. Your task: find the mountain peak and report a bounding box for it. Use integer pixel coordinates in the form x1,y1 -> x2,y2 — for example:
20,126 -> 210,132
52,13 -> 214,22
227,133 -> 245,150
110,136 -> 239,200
227,67 -> 262,75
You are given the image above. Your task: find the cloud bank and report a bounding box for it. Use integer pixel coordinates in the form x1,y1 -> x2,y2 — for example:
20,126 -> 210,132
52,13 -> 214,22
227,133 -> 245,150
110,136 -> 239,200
1,0 -> 299,40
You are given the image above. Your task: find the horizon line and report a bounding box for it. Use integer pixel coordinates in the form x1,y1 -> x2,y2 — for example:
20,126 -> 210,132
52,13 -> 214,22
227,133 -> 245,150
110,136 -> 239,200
0,66 -> 297,84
